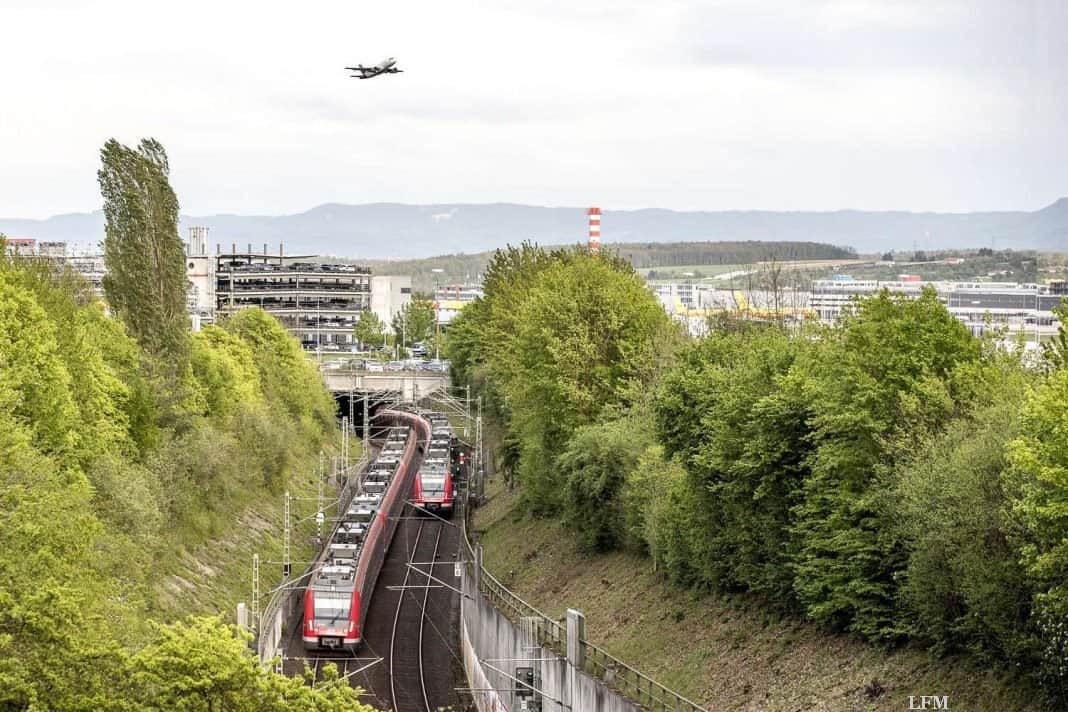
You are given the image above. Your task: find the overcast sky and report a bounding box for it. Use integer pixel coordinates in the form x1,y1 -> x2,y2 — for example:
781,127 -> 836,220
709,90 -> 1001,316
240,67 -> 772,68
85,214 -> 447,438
2,0 -> 1066,218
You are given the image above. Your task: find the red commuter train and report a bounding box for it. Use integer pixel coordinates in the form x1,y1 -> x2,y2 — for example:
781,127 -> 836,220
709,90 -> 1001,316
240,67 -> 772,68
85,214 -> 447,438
413,413 -> 455,517
302,410 -> 429,652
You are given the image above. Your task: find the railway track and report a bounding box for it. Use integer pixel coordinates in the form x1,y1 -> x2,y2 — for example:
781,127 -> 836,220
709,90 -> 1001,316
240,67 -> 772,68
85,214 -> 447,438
388,517 -> 445,711
280,417 -> 468,710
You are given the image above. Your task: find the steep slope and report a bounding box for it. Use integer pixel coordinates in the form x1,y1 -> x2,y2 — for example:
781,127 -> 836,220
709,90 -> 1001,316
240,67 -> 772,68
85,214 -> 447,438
473,479 -> 1039,712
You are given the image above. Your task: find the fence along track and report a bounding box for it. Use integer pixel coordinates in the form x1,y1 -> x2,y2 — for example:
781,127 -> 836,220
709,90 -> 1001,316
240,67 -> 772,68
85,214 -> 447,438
460,476 -> 706,712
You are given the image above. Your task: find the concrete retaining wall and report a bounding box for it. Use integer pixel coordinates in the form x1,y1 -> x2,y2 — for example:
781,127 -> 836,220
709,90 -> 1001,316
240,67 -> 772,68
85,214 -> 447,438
461,565 -> 641,712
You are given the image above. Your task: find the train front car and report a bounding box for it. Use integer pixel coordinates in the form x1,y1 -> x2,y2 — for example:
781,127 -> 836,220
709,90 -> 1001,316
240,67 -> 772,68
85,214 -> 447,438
414,463 -> 454,517
303,565 -> 361,652
414,413 -> 455,517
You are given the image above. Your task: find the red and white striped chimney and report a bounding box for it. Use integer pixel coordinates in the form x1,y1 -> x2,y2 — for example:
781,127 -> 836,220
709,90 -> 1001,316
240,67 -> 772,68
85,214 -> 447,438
587,207 -> 602,253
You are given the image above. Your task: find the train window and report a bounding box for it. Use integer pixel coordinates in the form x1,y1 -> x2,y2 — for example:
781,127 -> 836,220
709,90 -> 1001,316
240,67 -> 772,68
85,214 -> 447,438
313,591 -> 350,626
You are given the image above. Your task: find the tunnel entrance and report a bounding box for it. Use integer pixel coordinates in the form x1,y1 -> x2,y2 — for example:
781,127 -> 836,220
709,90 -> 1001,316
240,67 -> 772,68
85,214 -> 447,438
334,392 -> 401,441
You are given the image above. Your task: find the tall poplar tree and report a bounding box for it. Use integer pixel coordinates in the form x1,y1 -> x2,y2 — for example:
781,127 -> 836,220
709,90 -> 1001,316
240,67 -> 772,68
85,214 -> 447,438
98,138 -> 189,367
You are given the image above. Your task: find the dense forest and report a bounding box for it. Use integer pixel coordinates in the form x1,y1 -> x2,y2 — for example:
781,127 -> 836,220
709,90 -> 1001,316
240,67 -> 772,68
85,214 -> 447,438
0,138 -> 372,710
448,243 -> 1068,708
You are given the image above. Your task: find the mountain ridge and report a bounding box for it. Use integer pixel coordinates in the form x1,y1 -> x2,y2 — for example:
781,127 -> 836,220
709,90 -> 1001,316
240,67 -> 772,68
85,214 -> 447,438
2,200 -> 1065,258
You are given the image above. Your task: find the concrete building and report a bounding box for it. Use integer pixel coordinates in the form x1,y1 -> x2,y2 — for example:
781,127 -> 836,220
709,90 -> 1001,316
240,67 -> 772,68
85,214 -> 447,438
215,244 -> 372,350
434,284 -> 483,303
811,277 -> 1066,338
432,284 -> 482,327
67,252 -> 107,296
37,241 -> 67,258
3,237 -> 37,256
371,275 -> 412,329
185,227 -> 215,322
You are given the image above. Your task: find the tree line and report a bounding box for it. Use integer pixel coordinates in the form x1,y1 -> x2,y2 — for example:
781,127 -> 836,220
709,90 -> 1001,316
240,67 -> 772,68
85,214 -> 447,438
448,241 -> 1068,707
0,138 -> 372,710
362,240 -> 855,293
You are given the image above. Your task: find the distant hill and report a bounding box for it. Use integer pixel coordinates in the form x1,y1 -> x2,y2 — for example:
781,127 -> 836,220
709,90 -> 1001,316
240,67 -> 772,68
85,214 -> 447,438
2,200 -> 1067,258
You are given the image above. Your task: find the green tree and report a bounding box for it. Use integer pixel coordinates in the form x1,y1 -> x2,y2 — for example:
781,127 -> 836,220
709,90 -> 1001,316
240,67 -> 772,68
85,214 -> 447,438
1006,365 -> 1068,699
505,254 -> 672,512
353,309 -> 386,350
895,371 -> 1034,664
0,391 -> 127,711
559,414 -> 654,551
653,324 -> 813,602
222,307 -> 335,435
129,617 -> 375,711
98,138 -> 189,365
1041,300 -> 1068,371
392,295 -> 435,348
792,288 -> 981,640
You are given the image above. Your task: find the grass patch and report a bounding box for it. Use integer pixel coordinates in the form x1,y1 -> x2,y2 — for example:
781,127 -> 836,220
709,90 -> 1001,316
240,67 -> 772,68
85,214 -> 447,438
152,441 -> 357,621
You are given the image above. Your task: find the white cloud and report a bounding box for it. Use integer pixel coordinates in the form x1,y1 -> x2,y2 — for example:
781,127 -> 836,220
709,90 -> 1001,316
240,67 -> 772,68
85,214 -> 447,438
0,0 -> 1065,218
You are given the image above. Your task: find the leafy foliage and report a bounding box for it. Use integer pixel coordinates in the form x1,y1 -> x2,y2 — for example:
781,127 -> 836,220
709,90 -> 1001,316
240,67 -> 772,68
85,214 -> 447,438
0,239 -> 341,708
392,293 -> 436,347
448,243 -> 675,516
353,308 -> 386,349
894,364 -> 1034,664
792,288 -> 981,640
130,617 -> 374,711
1041,300 -> 1068,371
98,138 -> 190,367
558,415 -> 655,551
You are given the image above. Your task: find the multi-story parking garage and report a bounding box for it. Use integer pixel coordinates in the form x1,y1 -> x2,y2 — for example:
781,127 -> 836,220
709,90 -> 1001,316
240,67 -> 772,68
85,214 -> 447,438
215,246 -> 372,350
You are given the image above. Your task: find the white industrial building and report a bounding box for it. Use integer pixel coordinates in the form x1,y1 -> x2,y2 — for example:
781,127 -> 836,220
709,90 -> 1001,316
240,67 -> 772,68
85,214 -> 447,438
811,277 -> 1066,339
371,275 -> 413,329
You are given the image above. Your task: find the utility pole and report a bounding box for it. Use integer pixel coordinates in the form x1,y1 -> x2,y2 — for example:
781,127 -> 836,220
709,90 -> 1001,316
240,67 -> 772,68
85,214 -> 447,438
475,396 -> 483,503
283,491 -> 291,578
251,553 -> 260,633
363,392 -> 369,451
341,416 -> 349,471
348,377 -> 355,455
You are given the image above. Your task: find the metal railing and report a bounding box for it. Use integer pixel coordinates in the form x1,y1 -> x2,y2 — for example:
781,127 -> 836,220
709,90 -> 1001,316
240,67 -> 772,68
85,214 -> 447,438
256,585 -> 287,663
461,485 -> 707,712
581,639 -> 705,712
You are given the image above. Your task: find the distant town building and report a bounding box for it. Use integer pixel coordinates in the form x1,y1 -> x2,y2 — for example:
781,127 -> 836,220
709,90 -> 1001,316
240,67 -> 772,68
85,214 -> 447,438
371,275 -> 413,329
37,241 -> 67,258
67,252 -> 107,296
3,237 -> 38,256
434,284 -> 483,303
811,277 -> 1066,338
433,284 -> 483,327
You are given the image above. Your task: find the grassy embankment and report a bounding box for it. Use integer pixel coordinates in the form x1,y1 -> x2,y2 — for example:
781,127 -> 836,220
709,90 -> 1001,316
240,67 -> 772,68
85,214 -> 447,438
155,441 -> 358,620
473,475 -> 1039,712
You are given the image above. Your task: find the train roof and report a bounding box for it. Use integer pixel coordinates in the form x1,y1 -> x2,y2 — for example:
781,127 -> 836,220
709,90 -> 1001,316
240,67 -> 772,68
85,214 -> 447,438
312,564 -> 356,592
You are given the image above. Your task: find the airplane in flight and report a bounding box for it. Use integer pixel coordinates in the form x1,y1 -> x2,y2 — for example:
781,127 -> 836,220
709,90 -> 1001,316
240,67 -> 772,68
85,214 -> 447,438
346,57 -> 403,79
